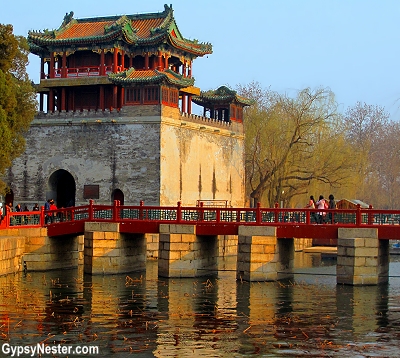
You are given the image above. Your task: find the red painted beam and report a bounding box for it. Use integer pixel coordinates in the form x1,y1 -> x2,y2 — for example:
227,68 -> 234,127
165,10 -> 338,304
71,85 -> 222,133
119,221 -> 159,234
47,221 -> 85,237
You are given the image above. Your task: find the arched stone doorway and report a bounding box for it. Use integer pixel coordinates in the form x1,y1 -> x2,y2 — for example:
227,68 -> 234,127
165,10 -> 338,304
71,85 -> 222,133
48,170 -> 76,208
5,189 -> 14,207
112,189 -> 124,205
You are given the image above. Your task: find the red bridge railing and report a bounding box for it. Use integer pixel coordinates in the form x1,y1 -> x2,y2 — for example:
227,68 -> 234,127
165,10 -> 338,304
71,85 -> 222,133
1,200 -> 400,231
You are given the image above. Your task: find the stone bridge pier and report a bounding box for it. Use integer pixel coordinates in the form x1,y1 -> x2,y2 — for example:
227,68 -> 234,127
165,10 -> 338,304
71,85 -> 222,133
84,222 -> 146,275
337,228 -> 389,285
237,226 -> 294,281
158,224 -> 218,277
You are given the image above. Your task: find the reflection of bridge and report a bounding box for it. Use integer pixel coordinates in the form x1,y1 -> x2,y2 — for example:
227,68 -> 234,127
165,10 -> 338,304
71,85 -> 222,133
1,201 -> 399,285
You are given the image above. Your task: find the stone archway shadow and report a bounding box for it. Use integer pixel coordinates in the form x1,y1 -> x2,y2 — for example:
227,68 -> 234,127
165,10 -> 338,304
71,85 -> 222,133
48,169 -> 76,208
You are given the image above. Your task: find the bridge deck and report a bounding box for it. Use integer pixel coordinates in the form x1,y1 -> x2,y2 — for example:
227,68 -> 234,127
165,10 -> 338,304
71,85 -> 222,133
2,201 -> 400,240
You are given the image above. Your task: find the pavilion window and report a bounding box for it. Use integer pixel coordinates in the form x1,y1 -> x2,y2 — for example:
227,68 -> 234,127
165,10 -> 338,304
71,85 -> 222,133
143,87 -> 159,104
126,88 -> 141,104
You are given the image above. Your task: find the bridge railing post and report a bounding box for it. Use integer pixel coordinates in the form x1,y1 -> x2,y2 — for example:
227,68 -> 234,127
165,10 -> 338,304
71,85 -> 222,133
305,209 -> 310,224
139,201 -> 144,220
89,199 -> 94,221
356,204 -> 361,226
274,202 -> 279,223
198,202 -> 204,222
113,200 -> 119,222
256,202 -> 261,224
368,204 -> 373,225
177,201 -> 182,224
40,206 -> 45,227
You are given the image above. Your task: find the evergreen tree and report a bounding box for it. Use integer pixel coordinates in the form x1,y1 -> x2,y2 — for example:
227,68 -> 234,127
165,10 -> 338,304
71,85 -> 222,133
0,24 -> 37,194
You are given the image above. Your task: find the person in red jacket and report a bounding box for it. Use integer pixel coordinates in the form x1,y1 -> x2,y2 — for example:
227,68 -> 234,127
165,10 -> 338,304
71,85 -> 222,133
48,199 -> 57,223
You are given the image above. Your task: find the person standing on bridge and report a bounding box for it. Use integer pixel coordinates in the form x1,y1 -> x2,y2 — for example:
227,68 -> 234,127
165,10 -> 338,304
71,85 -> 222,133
327,194 -> 336,224
44,199 -> 51,224
305,195 -> 318,223
49,199 -> 57,223
315,195 -> 327,224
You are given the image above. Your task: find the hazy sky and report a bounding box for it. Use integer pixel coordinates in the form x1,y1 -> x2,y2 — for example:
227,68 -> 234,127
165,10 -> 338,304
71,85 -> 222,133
2,0 -> 400,118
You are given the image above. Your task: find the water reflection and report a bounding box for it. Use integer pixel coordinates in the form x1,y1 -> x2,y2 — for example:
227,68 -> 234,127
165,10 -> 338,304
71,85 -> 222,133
1,253 -> 400,357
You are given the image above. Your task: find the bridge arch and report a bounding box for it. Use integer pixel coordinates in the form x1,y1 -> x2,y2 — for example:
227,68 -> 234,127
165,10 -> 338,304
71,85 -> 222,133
111,189 -> 124,205
48,169 -> 76,208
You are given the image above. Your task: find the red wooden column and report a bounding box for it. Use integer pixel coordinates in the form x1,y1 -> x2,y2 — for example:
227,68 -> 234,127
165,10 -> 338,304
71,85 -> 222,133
99,85 -> 104,111
113,49 -> 118,72
181,94 -> 186,113
48,89 -> 54,112
120,50 -> 125,70
62,52 -> 67,78
158,51 -> 163,70
49,53 -> 55,78
100,49 -> 105,75
61,88 -> 66,111
188,95 -> 192,114
144,52 -> 149,69
119,87 -> 124,108
40,58 -> 45,79
164,54 -> 169,70
112,85 -> 118,110
39,93 -> 44,112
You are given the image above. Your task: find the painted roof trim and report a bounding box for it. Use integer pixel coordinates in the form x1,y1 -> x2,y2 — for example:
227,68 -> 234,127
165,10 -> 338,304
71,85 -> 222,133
192,86 -> 254,106
108,68 -> 195,88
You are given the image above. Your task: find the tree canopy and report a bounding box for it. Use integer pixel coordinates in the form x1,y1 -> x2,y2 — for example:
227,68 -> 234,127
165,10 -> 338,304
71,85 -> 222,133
238,82 -> 359,207
0,24 -> 37,195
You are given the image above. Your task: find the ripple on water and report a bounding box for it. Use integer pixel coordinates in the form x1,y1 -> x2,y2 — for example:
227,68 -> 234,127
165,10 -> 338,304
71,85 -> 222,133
1,255 -> 400,356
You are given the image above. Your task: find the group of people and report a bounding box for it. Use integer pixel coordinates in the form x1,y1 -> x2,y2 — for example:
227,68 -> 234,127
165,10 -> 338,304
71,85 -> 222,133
0,200 -> 58,225
305,194 -> 336,224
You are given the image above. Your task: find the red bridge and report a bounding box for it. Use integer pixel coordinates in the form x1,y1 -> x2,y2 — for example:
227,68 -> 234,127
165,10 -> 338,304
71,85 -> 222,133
2,200 -> 400,241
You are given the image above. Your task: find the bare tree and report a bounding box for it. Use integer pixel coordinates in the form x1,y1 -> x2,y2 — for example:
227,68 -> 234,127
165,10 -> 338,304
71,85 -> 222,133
239,83 -> 357,207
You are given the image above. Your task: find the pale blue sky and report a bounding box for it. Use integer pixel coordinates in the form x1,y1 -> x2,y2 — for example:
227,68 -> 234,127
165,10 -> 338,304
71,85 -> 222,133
2,0 -> 400,118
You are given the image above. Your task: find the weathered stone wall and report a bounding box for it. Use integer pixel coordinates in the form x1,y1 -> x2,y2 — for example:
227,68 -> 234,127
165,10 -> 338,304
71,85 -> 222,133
8,105 -> 245,208
0,228 -> 83,275
10,117 -> 161,207
160,116 -> 245,206
0,230 -> 25,275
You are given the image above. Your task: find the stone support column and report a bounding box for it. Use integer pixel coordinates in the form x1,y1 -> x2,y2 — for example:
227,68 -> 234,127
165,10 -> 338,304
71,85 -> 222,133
84,222 -> 146,275
337,228 -> 389,285
237,226 -> 294,281
158,224 -> 218,277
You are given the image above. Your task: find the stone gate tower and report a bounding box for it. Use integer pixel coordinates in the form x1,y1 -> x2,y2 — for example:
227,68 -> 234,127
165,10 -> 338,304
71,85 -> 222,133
7,4 -> 251,208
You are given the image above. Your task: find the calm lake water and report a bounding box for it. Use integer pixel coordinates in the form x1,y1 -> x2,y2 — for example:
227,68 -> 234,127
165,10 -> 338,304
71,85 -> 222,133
1,253 -> 400,357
